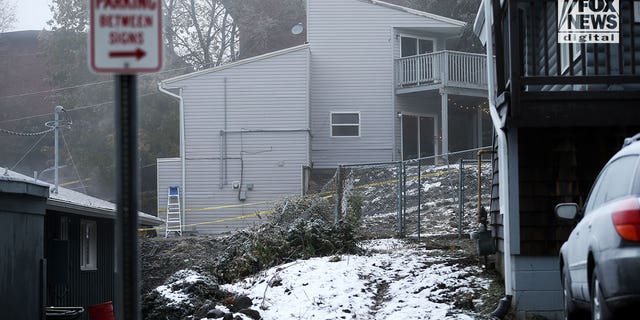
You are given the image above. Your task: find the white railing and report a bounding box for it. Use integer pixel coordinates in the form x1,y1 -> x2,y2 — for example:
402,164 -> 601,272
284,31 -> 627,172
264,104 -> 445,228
395,50 -> 489,89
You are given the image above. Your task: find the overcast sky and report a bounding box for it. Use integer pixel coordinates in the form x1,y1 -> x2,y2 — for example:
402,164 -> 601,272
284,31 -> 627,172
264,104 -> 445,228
9,0 -> 52,31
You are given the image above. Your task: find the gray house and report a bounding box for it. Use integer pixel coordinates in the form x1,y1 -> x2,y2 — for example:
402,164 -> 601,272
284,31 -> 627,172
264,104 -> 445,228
157,0 -> 491,234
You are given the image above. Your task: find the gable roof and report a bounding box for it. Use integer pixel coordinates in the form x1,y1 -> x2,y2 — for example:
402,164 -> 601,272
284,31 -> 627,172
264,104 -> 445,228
161,44 -> 310,86
358,0 -> 466,27
0,167 -> 163,226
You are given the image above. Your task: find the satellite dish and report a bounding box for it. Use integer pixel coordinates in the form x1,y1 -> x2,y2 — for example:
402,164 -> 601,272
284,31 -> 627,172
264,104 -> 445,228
291,23 -> 304,35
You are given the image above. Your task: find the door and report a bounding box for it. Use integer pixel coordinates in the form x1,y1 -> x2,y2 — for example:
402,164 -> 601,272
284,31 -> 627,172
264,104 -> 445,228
400,36 -> 435,83
402,114 -> 435,161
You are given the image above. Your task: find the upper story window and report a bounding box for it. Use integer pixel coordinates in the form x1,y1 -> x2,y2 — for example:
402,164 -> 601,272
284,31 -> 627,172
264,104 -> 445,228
401,36 -> 434,57
80,220 -> 97,271
331,112 -> 360,137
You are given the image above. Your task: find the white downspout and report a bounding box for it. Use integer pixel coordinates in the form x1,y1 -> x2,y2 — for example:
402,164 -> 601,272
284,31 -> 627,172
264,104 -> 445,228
158,83 -> 186,230
483,0 -> 513,295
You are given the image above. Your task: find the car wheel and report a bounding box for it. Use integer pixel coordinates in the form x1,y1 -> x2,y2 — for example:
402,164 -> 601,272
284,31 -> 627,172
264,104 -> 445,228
562,264 -> 581,320
591,267 -> 613,320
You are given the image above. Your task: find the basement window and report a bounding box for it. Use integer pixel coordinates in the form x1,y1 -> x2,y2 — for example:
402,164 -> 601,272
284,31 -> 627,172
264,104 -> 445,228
80,220 -> 97,271
331,112 -> 360,137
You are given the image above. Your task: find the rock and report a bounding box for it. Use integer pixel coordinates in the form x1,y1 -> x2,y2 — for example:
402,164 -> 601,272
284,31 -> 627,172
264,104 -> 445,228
194,300 -> 214,319
229,295 -> 253,312
238,308 -> 262,320
222,313 -> 234,320
205,308 -> 227,319
141,269 -> 226,320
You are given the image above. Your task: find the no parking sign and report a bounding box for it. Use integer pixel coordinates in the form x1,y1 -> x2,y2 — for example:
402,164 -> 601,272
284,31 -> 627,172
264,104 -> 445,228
90,0 -> 162,73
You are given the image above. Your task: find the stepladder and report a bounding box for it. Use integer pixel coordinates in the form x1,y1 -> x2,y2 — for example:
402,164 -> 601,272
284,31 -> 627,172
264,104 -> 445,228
165,186 -> 182,237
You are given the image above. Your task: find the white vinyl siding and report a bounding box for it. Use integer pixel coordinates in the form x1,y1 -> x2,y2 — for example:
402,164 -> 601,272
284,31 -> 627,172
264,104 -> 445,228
158,46 -> 310,234
308,0 -> 459,167
330,112 -> 360,137
157,158 -> 181,222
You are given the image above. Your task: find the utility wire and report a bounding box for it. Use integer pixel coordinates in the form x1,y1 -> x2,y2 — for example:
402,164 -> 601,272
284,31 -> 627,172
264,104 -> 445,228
0,127 -> 55,136
0,80 -> 114,100
10,132 -> 50,171
0,91 -> 160,124
61,130 -> 88,194
0,64 -> 196,100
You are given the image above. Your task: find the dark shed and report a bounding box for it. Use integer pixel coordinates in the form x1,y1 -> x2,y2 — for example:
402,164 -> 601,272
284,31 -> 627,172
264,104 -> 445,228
0,168 -> 163,320
0,177 -> 49,320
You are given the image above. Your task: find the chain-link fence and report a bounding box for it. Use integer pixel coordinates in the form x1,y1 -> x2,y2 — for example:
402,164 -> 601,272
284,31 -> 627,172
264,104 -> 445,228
329,147 -> 493,239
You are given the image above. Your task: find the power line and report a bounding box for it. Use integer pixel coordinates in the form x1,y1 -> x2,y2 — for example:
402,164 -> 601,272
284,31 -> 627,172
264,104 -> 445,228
9,132 -> 50,171
0,64 -> 195,100
0,127 -> 54,136
0,80 -> 114,100
0,91 -> 161,124
61,130 -> 88,194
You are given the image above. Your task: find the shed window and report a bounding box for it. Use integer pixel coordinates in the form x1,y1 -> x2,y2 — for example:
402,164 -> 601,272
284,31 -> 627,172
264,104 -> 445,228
80,220 -> 97,271
331,112 -> 360,137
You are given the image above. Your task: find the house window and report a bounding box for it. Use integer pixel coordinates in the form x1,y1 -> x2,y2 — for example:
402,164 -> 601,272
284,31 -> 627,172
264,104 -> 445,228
331,112 -> 360,137
80,220 -> 97,271
400,36 -> 434,57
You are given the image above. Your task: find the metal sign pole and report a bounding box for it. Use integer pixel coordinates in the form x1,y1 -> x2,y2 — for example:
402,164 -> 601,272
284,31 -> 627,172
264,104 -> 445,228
114,74 -> 140,320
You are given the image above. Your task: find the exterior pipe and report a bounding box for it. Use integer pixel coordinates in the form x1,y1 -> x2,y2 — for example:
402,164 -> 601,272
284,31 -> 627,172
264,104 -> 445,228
489,295 -> 512,319
477,149 -> 495,223
483,0 -> 513,296
157,83 -> 186,230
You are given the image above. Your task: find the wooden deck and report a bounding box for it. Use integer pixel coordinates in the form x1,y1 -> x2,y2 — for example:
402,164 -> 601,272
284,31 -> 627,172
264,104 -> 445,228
395,50 -> 490,97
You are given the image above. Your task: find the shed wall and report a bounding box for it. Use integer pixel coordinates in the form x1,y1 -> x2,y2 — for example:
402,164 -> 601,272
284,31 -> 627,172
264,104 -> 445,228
0,193 -> 46,320
45,213 -> 115,320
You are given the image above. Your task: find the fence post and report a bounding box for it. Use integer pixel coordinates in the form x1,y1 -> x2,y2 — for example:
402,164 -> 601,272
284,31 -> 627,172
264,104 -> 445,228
418,159 -> 422,242
396,161 -> 404,237
335,165 -> 343,224
458,158 -> 464,238
402,161 -> 407,237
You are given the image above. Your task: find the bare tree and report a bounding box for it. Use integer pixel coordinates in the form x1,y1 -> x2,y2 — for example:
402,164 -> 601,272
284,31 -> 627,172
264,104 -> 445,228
0,0 -> 16,32
164,0 -> 238,70
47,0 -> 237,70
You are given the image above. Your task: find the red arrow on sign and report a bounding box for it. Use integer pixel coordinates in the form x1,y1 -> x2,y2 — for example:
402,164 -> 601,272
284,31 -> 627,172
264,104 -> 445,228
109,48 -> 147,60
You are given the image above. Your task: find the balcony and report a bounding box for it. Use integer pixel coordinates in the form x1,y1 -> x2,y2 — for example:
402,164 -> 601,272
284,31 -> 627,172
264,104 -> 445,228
395,50 -> 489,96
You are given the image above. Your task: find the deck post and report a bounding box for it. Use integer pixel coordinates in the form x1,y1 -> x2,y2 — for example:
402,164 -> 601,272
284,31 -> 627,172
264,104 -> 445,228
478,106 -> 483,147
441,92 -> 449,159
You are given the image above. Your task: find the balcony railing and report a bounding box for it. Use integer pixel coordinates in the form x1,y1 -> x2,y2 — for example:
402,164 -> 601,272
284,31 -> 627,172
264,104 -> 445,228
395,50 -> 489,91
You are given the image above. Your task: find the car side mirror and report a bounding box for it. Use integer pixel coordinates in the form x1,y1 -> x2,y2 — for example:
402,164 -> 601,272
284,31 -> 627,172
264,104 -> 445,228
555,203 -> 580,220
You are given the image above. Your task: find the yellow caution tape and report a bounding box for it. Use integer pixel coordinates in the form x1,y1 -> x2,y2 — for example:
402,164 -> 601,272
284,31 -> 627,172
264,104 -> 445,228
142,168 -> 452,232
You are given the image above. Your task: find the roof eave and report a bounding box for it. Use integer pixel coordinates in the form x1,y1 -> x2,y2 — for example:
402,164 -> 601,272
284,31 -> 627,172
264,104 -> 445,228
160,44 -> 311,87
361,0 -> 466,27
47,198 -> 164,226
473,0 -> 487,45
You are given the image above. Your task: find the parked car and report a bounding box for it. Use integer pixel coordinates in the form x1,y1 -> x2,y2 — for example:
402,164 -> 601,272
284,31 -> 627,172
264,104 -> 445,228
555,133 -> 640,320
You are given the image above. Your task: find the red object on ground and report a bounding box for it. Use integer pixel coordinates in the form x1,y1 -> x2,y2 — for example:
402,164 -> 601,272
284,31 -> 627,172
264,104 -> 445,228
87,301 -> 114,320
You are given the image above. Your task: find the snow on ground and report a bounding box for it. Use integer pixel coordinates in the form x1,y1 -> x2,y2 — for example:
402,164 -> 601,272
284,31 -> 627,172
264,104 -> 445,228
155,269 -> 211,306
222,238 -> 491,320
